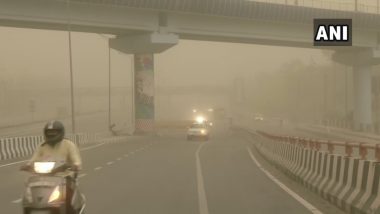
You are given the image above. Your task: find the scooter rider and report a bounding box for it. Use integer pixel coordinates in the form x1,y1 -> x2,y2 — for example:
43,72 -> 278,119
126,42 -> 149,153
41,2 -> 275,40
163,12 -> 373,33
21,120 -> 82,213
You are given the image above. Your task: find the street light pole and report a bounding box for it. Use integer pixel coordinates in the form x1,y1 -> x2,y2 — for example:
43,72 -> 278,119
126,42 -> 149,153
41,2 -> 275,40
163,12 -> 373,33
66,0 -> 76,134
68,32 -> 76,134
323,69 -> 327,125
354,0 -> 358,12
108,44 -> 112,130
131,55 -> 135,133
98,34 -> 114,131
345,66 -> 348,125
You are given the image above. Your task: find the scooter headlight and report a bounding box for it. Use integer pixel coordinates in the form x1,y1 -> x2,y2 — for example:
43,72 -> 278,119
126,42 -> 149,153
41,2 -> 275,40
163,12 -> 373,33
200,129 -> 206,134
48,186 -> 61,203
34,162 -> 55,174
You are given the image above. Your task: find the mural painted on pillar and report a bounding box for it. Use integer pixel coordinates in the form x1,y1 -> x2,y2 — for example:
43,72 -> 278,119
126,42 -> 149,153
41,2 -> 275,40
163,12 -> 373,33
134,54 -> 155,132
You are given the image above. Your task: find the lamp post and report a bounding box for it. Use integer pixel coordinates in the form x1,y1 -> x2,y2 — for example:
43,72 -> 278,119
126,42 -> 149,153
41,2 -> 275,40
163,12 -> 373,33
108,43 -> 111,129
345,65 -> 348,127
354,0 -> 358,12
98,34 -> 115,131
66,0 -> 76,134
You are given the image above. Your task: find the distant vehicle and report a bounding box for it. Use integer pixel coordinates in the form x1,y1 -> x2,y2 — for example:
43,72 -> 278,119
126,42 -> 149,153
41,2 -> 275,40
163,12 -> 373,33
254,115 -> 264,121
187,123 -> 209,141
193,116 -> 213,127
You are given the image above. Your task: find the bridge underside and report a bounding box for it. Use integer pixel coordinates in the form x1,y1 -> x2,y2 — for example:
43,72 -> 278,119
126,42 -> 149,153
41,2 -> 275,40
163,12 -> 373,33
0,0 -> 379,49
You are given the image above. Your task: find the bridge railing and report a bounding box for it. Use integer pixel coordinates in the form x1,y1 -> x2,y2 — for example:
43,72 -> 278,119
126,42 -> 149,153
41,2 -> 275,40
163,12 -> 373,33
256,130 -> 380,161
251,0 -> 380,14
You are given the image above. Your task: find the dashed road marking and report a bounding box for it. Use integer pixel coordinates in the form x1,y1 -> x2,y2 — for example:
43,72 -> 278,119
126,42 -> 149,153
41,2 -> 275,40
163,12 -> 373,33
246,147 -> 323,214
78,173 -> 87,178
124,154 -> 129,157
117,158 -> 122,161
80,142 -> 107,151
0,160 -> 28,168
12,198 -> 22,204
107,161 -> 114,165
94,166 -> 102,171
195,143 -> 209,214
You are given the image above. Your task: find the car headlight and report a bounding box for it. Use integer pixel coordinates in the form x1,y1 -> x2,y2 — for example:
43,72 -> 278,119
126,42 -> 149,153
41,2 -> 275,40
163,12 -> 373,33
48,186 -> 61,203
200,129 -> 206,134
34,162 -> 55,174
196,116 -> 205,124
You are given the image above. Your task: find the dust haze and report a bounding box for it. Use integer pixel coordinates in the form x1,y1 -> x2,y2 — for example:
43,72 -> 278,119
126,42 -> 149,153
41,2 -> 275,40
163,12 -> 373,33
0,26 -> 351,135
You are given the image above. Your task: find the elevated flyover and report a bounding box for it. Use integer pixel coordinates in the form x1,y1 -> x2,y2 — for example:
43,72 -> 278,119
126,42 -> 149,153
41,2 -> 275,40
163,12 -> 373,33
0,0 -> 379,48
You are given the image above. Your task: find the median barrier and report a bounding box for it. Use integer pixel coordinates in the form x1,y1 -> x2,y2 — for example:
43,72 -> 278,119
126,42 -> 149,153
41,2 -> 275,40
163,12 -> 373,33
0,133 -> 127,161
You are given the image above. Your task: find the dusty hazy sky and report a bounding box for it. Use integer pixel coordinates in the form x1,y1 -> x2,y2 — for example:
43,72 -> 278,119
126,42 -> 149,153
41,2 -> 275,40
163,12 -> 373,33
0,26 -> 332,90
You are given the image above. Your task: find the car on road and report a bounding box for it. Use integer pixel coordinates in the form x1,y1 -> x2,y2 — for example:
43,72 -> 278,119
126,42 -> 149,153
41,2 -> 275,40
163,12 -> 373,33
254,114 -> 264,121
187,123 -> 209,141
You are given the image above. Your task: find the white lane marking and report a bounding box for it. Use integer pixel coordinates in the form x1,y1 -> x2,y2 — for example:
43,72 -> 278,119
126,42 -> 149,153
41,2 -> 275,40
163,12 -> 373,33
117,158 -> 122,161
94,166 -> 102,171
195,143 -> 209,214
0,160 -> 28,168
12,198 -> 22,203
81,142 -> 107,151
107,161 -> 114,165
246,147 -> 323,214
78,173 -> 87,178
0,142 -> 108,169
124,154 -> 129,157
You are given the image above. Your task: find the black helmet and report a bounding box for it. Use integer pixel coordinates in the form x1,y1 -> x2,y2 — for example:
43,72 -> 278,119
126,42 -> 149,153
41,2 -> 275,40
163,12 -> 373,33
43,120 -> 65,146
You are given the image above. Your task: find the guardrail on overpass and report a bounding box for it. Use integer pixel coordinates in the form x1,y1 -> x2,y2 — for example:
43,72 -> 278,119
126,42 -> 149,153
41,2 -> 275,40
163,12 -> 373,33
254,0 -> 380,14
256,130 -> 380,160
248,129 -> 380,214
0,132 -> 124,161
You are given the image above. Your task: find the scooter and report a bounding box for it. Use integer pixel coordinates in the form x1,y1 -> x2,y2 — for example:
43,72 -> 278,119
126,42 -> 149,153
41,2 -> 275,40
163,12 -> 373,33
20,160 -> 86,214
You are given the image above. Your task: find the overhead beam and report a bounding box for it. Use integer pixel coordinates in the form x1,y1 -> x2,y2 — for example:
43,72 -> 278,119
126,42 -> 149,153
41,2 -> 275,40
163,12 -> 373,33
110,32 -> 179,54
0,0 -> 378,49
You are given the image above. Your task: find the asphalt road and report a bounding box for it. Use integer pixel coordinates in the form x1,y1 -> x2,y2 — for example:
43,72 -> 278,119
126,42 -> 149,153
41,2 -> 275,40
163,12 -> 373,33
0,127 -> 346,214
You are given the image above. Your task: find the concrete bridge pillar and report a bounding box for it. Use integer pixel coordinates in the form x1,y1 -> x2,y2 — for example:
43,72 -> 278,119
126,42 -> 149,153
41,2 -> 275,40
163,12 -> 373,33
109,32 -> 179,134
353,64 -> 372,131
133,54 -> 155,134
332,48 -> 380,132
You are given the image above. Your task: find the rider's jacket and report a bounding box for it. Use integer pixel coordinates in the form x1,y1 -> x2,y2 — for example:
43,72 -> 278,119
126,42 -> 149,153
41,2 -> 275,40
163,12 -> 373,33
28,139 -> 82,170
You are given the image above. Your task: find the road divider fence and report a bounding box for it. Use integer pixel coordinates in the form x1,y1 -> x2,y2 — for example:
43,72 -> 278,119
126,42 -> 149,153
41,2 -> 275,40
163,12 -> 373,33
249,129 -> 380,214
0,133 -> 125,161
